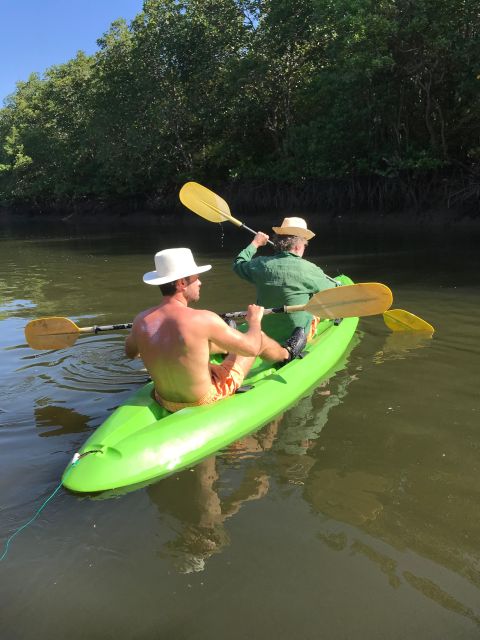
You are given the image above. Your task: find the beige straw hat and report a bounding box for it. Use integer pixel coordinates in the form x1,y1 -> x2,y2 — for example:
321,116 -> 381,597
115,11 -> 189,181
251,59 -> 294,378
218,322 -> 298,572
272,217 -> 315,240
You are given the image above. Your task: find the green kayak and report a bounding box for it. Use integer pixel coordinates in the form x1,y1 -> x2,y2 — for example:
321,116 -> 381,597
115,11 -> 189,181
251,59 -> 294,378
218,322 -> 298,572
62,275 -> 358,493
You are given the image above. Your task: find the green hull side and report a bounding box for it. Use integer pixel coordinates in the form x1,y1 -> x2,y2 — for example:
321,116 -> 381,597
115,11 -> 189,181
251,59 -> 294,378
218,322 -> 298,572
63,279 -> 357,493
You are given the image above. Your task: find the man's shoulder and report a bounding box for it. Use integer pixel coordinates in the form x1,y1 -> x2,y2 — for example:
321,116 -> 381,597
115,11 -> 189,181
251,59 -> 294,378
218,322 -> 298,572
190,306 -> 215,315
188,307 -> 220,323
300,256 -> 324,270
186,308 -> 224,339
133,304 -> 161,323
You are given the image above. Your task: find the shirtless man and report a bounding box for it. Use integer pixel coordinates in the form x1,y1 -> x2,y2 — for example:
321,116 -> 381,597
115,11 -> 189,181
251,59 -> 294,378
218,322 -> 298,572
126,248 -> 285,413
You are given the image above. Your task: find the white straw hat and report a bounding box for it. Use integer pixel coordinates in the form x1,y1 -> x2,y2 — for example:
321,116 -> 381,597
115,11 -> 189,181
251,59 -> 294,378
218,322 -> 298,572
272,216 -> 315,240
143,248 -> 212,286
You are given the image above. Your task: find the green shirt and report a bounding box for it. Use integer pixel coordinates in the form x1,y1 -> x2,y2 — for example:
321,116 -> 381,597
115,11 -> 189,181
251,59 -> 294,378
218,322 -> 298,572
233,244 -> 335,341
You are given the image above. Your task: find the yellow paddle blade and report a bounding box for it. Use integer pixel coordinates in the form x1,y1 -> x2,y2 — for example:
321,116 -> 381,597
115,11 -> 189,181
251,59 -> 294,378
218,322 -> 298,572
304,282 -> 393,319
25,317 -> 81,350
383,309 -> 434,333
179,182 -> 242,226
26,332 -> 80,350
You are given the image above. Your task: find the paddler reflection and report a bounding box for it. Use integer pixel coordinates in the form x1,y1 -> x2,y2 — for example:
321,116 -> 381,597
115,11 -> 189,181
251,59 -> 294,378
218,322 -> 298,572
145,336 -> 359,573
146,421 -> 279,574
146,329 -> 428,574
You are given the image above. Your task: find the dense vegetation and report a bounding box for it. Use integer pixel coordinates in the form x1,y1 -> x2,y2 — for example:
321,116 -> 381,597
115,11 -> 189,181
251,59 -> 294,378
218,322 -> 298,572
0,0 -> 479,216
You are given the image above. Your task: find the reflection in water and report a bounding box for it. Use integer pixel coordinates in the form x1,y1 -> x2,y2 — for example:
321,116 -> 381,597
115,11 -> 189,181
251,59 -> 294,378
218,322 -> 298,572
372,331 -> 433,364
403,572 -> 480,627
294,332 -> 480,627
150,458 -> 229,574
350,540 -> 401,589
146,343 -> 362,575
308,464 -> 480,628
305,469 -> 388,525
179,326 -> 480,627
146,335 -> 361,574
34,404 -> 91,437
147,423 -> 279,574
274,372 -> 355,458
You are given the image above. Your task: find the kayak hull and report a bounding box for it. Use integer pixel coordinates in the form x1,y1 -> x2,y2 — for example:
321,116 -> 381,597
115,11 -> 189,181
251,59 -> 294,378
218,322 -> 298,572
62,276 -> 358,493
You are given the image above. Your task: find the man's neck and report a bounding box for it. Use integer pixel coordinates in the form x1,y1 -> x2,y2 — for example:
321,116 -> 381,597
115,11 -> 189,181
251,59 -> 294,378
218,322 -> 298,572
290,246 -> 305,257
164,293 -> 189,307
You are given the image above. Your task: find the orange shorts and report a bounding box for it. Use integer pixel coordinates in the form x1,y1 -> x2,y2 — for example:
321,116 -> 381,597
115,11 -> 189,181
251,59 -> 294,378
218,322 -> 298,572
155,360 -> 245,413
307,316 -> 320,341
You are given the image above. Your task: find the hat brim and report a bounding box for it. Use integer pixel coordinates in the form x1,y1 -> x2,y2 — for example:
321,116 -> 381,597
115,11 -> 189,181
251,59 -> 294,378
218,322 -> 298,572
143,264 -> 212,285
272,226 -> 315,240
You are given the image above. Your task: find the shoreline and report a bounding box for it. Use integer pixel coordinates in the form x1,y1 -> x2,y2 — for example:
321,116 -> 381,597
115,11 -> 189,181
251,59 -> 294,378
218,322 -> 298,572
1,204 -> 479,234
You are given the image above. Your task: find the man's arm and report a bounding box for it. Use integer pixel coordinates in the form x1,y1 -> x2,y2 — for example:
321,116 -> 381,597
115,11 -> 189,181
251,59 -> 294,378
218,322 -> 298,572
232,232 -> 269,282
307,262 -> 337,294
204,305 -> 264,357
125,327 -> 140,359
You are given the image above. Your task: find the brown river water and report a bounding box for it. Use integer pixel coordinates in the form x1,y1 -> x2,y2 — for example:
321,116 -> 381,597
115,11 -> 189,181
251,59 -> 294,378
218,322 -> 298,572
0,215 -> 479,639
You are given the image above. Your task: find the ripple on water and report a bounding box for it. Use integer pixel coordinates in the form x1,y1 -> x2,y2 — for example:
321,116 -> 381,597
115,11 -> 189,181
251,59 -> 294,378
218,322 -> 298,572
18,334 -> 148,395
0,298 -> 37,314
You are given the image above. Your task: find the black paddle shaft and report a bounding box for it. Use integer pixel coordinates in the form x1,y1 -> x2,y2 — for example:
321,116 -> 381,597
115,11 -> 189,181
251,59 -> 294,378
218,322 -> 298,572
87,322 -> 133,334
221,307 -> 284,319
241,222 -> 274,246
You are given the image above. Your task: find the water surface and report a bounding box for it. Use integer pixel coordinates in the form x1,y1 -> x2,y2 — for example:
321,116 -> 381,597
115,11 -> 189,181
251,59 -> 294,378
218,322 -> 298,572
1,216 -> 479,639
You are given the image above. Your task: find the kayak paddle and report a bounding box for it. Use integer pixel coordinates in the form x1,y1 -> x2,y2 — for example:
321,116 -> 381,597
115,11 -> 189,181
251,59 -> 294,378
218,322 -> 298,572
25,318 -> 133,351
383,309 -> 434,333
222,282 -> 392,320
179,181 -> 275,247
179,181 -> 434,333
24,282 -> 392,350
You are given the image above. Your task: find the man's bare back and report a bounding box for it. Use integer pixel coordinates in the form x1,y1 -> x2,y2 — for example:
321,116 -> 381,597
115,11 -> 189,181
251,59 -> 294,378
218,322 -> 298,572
125,272 -> 264,405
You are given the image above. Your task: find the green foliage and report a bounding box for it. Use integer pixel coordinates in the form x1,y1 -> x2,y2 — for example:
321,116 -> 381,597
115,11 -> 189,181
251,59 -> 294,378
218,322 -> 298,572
0,0 -> 478,206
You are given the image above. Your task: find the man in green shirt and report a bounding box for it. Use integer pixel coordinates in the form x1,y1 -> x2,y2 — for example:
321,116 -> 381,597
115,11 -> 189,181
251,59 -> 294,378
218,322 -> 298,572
232,217 -> 335,350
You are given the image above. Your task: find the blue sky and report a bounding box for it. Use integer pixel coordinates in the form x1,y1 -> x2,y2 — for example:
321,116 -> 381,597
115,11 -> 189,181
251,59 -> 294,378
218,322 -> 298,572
0,0 -> 144,104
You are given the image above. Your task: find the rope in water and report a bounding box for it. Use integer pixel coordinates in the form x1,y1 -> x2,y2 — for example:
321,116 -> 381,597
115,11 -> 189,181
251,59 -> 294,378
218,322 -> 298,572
0,453 -> 82,563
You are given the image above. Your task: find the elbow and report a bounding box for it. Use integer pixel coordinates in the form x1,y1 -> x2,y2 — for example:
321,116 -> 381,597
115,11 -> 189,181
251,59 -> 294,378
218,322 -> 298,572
125,337 -> 138,360
243,337 -> 262,357
235,342 -> 258,357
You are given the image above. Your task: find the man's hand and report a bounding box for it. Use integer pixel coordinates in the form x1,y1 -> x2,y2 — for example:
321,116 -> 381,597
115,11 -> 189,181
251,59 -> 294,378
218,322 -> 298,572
246,303 -> 264,327
252,232 -> 269,248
